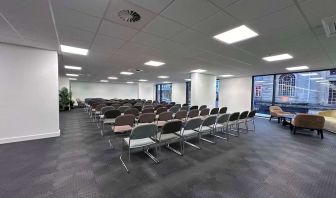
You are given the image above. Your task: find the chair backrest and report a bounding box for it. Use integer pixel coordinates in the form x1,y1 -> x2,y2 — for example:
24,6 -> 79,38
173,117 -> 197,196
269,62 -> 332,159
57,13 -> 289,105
133,105 -> 142,112
143,105 -> 153,109
219,107 -> 228,114
175,110 -> 188,119
190,105 -> 199,110
118,106 -> 130,113
200,108 -> 210,116
184,118 -> 203,130
158,111 -> 173,121
210,108 -> 219,115
188,109 -> 199,118
134,102 -> 143,107
123,103 -> 132,107
161,120 -> 182,135
239,111 -> 249,119
182,103 -> 189,107
124,108 -> 139,117
174,104 -> 181,108
138,113 -> 156,123
248,110 -> 256,118
269,106 -> 283,113
95,103 -> 107,111
115,114 -> 135,126
202,115 -> 217,127
217,113 -> 230,124
142,108 -> 154,113
293,114 -> 325,129
169,106 -> 179,113
199,105 -> 207,111
101,106 -> 115,114
156,107 -> 168,114
104,109 -> 121,119
155,104 -> 164,110
130,123 -> 158,140
112,103 -> 121,109
229,112 -> 240,121
180,106 -> 189,111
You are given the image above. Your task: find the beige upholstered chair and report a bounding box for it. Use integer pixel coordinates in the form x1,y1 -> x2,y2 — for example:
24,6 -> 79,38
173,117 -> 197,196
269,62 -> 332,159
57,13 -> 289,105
318,110 -> 336,133
292,114 -> 325,139
269,106 -> 291,122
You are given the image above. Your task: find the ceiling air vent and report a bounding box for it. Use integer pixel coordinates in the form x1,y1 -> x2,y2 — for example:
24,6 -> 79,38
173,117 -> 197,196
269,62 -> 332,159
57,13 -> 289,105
118,10 -> 141,23
322,15 -> 336,38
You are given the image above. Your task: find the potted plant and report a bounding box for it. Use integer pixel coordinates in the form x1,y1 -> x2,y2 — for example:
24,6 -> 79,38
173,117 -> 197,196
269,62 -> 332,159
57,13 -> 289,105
59,87 -> 73,111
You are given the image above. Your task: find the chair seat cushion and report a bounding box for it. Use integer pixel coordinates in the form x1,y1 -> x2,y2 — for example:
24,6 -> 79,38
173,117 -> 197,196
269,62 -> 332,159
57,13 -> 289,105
104,118 -> 115,124
216,123 -> 225,128
100,115 -> 104,119
124,137 -> 156,148
113,125 -> 132,133
157,121 -> 167,127
176,129 -> 198,136
157,133 -> 179,141
199,125 -> 215,132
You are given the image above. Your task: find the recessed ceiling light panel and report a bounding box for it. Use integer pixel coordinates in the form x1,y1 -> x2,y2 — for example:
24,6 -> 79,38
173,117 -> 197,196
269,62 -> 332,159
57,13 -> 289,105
213,25 -> 259,44
60,45 -> 88,55
286,66 -> 309,71
100,80 -> 108,83
68,78 -> 77,81
64,65 -> 82,70
262,54 -> 293,62
300,73 -> 318,76
126,81 -> 134,84
120,71 -> 134,75
144,60 -> 165,67
190,69 -> 206,73
66,73 -> 79,77
158,76 -> 169,79
139,79 -> 148,82
220,74 -> 234,78
108,76 -> 118,80
184,79 -> 191,81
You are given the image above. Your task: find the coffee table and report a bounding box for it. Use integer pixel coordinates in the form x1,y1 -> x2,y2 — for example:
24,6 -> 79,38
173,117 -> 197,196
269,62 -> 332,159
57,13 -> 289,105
279,114 -> 295,128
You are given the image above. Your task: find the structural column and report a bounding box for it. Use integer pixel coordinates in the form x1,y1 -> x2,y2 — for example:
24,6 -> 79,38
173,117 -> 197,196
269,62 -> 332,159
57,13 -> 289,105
191,73 -> 216,108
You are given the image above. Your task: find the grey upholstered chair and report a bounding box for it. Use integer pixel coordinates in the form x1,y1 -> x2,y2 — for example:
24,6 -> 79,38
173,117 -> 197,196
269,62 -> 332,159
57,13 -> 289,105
120,123 -> 159,173
175,118 -> 203,153
155,120 -> 183,156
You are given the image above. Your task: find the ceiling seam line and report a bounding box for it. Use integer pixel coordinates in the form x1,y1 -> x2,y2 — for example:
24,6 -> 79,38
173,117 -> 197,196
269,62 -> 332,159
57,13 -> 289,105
0,12 -> 25,43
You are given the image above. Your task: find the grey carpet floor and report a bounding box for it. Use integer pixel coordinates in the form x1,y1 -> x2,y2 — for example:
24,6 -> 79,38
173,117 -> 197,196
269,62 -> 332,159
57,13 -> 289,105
1,109 -> 336,198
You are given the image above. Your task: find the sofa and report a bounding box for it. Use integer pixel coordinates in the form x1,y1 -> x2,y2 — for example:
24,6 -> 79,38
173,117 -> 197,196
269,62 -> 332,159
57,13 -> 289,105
291,114 -> 325,139
318,110 -> 336,133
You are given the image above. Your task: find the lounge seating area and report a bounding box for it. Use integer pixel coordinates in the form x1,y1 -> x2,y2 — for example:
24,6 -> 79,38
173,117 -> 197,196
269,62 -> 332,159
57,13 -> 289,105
319,110 -> 336,133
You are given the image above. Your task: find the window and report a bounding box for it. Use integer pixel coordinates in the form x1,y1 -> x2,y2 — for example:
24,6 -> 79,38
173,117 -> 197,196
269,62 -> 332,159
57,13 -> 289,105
278,74 -> 295,96
156,83 -> 172,103
329,81 -> 336,104
252,69 -> 336,116
216,79 -> 220,107
186,81 -> 191,105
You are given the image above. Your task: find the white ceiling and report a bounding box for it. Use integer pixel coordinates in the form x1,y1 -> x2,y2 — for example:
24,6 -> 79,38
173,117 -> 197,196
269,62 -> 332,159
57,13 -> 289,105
0,0 -> 335,83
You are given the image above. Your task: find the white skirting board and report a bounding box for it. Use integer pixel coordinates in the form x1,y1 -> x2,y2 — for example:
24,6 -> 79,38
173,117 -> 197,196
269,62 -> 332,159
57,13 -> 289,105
0,130 -> 60,144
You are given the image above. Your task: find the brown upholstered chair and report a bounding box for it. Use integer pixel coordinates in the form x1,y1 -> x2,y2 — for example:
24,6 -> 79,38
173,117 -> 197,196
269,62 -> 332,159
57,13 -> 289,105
269,106 -> 291,122
157,111 -> 173,127
291,114 -> 325,139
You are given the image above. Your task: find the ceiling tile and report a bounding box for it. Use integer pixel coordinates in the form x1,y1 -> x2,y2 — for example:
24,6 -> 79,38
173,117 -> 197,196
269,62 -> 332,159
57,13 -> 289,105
98,20 -> 138,41
191,11 -> 239,36
57,25 -> 95,43
131,31 -> 167,48
127,0 -> 174,13
51,0 -> 109,18
104,0 -> 157,30
142,16 -> 185,39
299,0 -> 336,26
91,34 -> 125,53
225,0 -> 294,22
208,0 -> 241,9
53,4 -> 100,32
160,0 -> 220,27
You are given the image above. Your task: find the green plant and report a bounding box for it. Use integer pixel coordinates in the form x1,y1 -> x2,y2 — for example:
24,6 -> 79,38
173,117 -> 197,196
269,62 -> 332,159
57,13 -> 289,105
59,87 -> 73,110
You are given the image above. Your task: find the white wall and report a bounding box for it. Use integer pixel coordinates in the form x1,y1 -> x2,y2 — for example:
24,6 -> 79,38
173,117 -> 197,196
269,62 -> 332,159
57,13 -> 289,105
138,82 -> 154,100
172,83 -> 186,104
71,81 -> 138,100
59,76 -> 69,90
0,44 -> 59,144
191,73 -> 217,108
219,77 -> 252,112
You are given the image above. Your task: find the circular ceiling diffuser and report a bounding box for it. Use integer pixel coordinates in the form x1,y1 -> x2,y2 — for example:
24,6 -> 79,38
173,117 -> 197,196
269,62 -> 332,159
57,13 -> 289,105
118,10 -> 141,23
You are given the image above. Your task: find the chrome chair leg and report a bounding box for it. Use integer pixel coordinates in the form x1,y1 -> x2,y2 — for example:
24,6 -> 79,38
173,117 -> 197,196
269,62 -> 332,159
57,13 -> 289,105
144,148 -> 160,163
166,144 -> 183,156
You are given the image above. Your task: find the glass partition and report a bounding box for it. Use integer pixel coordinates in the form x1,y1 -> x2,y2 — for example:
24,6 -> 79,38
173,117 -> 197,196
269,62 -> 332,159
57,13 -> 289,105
156,83 -> 172,103
252,75 -> 274,116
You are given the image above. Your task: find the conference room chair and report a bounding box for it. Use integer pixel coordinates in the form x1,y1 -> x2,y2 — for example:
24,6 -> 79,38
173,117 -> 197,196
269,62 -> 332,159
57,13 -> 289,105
142,108 -> 155,114
174,110 -> 188,122
154,104 -> 164,110
237,111 -> 249,133
98,106 -> 115,127
138,113 -> 156,124
100,109 -> 121,136
123,103 -> 132,107
118,106 -> 130,113
157,111 -> 173,127
219,107 -> 228,114
188,109 -> 199,119
246,110 -> 256,132
210,108 -> 219,115
120,123 -> 159,173
225,112 -> 240,137
214,113 -> 230,140
174,104 -> 181,108
199,108 -> 210,119
168,106 -> 179,114
107,114 -> 135,148
124,108 -> 140,117
180,106 -> 189,111
182,104 -> 188,107
155,120 -> 183,156
143,105 -> 154,109
190,105 -> 199,110
156,107 -> 168,115
133,105 -> 142,112
175,118 -> 203,153
111,103 -> 121,109
197,115 -> 217,144
93,103 -> 107,121
134,102 -> 143,107
199,105 -> 207,111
